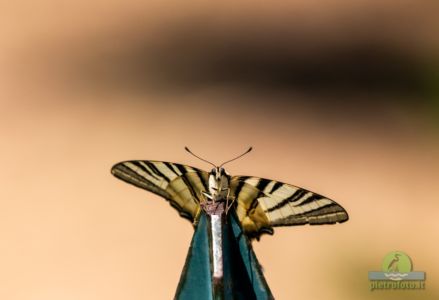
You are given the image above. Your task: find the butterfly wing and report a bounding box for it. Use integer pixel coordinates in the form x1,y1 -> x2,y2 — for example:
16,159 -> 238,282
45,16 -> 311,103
111,161 -> 209,223
230,176 -> 349,239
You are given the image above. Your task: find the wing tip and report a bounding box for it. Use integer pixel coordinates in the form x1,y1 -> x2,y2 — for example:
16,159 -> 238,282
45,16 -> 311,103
110,161 -> 129,176
110,165 -> 118,176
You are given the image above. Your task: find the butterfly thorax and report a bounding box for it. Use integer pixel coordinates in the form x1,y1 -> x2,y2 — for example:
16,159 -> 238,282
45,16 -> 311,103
200,167 -> 234,216
205,167 -> 230,199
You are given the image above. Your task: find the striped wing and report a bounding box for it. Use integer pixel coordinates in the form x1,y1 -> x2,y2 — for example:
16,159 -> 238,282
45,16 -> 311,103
111,161 -> 209,223
230,176 -> 349,240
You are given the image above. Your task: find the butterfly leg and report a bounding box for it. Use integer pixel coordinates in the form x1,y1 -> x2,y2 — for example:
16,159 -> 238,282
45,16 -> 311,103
199,191 -> 207,205
202,191 -> 213,201
225,188 -> 236,215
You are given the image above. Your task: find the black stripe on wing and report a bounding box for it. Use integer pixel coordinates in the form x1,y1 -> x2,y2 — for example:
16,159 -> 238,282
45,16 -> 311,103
265,188 -> 309,213
270,202 -> 349,227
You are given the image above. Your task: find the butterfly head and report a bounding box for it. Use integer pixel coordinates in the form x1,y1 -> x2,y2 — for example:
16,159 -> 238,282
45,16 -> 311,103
207,167 -> 230,200
184,146 -> 253,201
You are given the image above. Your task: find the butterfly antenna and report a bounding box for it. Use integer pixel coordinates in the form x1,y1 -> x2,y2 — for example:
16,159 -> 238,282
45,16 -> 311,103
185,147 -> 217,168
219,147 -> 253,168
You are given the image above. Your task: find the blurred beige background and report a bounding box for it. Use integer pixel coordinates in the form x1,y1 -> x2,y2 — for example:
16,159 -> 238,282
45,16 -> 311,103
1,1 -> 438,299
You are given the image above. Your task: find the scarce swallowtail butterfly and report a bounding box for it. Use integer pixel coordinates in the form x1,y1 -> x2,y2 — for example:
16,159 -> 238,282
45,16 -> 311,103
111,147 -> 349,240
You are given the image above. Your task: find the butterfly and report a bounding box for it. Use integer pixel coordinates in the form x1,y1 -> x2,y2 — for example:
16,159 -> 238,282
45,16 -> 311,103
111,147 -> 348,240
